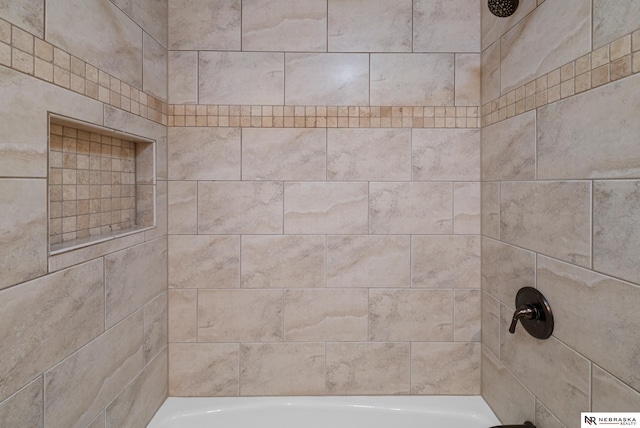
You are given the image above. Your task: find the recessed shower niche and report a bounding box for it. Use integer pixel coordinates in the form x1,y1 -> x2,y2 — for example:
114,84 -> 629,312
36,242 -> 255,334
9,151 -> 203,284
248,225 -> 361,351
48,114 -> 156,254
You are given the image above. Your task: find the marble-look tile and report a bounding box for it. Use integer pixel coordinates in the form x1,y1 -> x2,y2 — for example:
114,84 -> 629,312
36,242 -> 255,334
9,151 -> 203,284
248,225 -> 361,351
144,180 -> 167,241
500,0 -> 591,92
44,312 -> 144,428
369,289 -> 453,341
411,343 -> 480,394
481,40 -> 500,104
455,54 -> 481,106
327,235 -> 410,288
168,181 -> 197,234
592,365 -> 640,411
481,0 -> 536,51
369,182 -> 453,234
284,182 -> 368,234
198,289 -> 283,342
412,129 -> 480,181
285,53 -> 369,106
481,237 -> 535,305
0,179 -> 47,290
242,0 -> 326,52
168,127 -> 241,180
168,51 -> 197,104
47,0 -> 143,87
537,74 -> 640,179
481,182 -> 500,239
500,181 -> 591,267
143,32 -> 167,101
168,0 -> 240,50
482,111 -> 536,181
481,292 -> 500,356
110,0 -> 168,46
143,292 -> 167,363
284,289 -> 368,341
241,235 -> 325,288
199,52 -> 284,105
328,0 -> 412,52
240,343 -> 325,396
169,343 -> 238,396
535,401 -> 564,428
538,256 -> 640,391
326,342 -> 410,395
455,290 -> 481,342
169,235 -> 240,289
0,378 -> 43,428
105,349 -> 167,428
413,0 -> 480,52
242,128 -> 326,181
454,182 -> 480,234
328,128 -> 411,181
105,238 -> 167,328
137,184 -> 156,229
48,233 -> 144,272
87,412 -> 105,428
0,0 -> 44,37
594,0 -> 640,49
168,289 -> 196,342
198,181 -> 283,234
412,235 -> 480,289
0,259 -> 103,402
370,54 -> 454,106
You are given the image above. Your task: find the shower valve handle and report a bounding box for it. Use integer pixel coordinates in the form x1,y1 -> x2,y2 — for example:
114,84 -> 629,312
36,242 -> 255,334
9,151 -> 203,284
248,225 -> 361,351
508,305 -> 537,334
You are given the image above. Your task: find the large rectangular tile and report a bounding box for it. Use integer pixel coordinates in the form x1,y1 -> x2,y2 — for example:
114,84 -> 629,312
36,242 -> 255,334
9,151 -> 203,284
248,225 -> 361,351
0,377 -> 43,428
44,312 -> 144,428
411,343 -> 480,394
143,292 -> 167,363
169,343 -> 238,396
143,32 -> 167,100
412,129 -> 480,181
481,40 -> 500,103
481,292 -> 501,356
592,365 -> 640,411
167,181 -> 197,234
481,0 -> 536,51
413,0 -> 480,53
481,237 -> 535,305
593,0 -> 640,48
481,182 -> 500,239
412,235 -> 480,289
111,0 -> 168,45
168,289 -> 196,343
454,182 -> 481,234
168,51 -> 197,104
455,54 -> 481,106
168,0 -> 240,50
454,290 -> 481,342
0,0 -> 44,37
0,259 -> 103,402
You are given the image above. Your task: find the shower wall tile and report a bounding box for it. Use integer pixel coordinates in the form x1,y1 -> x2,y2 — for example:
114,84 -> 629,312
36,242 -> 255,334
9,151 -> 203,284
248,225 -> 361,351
0,259 -> 103,402
454,182 -> 481,234
412,235 -> 480,289
240,343 -> 325,396
481,292 -> 500,356
145,180 -> 168,241
327,235 -> 411,288
455,54 -> 481,106
411,342 -> 480,394
0,378 -> 43,428
481,182 -> 500,239
284,289 -> 368,341
110,0 -> 168,46
593,0 -> 640,49
199,52 -> 284,105
168,289 -> 197,343
454,290 -> 481,342
592,366 -> 640,411
242,0 -> 326,52
169,343 -> 239,396
412,129 -> 480,181
88,413 -> 105,428
413,0 -> 480,53
481,0 -> 536,51
370,54 -> 454,106
168,181 -> 197,234
44,311 -> 144,428
285,53 -> 369,106
327,128 -> 411,181
143,292 -> 167,363
481,40 -> 500,104
481,238 -> 535,305
241,235 -> 325,289
142,32 -> 167,101
535,401 -> 564,428
168,127 -> 241,180
327,0 -> 412,52
0,0 -> 44,37
326,342 -> 410,395
168,0 -> 240,50
242,128 -> 326,181
168,51 -> 197,104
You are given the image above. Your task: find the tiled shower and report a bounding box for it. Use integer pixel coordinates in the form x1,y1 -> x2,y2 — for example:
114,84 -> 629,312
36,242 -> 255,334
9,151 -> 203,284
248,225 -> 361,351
0,0 -> 639,427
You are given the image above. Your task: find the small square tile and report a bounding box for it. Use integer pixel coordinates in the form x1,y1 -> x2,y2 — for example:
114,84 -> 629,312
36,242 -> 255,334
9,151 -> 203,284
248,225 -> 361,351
611,56 -> 631,81
592,64 -> 610,87
610,35 -> 631,61
592,46 -> 610,68
560,79 -> 575,98
560,62 -> 574,82
547,68 -> 561,87
575,72 -> 591,93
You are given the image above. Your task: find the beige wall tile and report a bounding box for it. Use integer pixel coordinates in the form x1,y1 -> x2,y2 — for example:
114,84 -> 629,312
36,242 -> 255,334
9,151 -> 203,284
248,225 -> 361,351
168,289 -> 197,342
326,342 -> 410,395
143,292 -> 167,363
411,342 -> 480,394
0,378 -> 42,428
284,182 -> 368,234
455,290 -> 481,342
412,235 -> 480,289
328,0 -> 412,52
593,0 -> 640,49
592,366 -> 640,411
168,51 -> 197,104
454,182 -> 481,234
199,52 -> 284,105
412,129 -> 480,181
240,343 -> 325,396
535,401 -> 564,428
87,412 -> 105,428
369,289 -> 453,341
328,128 -> 411,181
500,181 -> 591,267
143,32 -> 167,101
481,40 -> 501,103
44,312 -> 144,428
369,182 -> 453,234
169,343 -> 239,396
538,74 -> 640,179
198,289 -> 283,342
241,235 -> 325,289
284,289 -> 368,341
481,292 -> 501,356
168,181 -> 197,234
327,235 -> 410,288
285,53 -> 369,106
481,0 -> 536,51
169,0 -> 240,50
481,182 -> 500,239
145,180 -> 168,241
243,0 -> 326,52
168,127 -> 241,180
198,181 -> 283,234
482,110 -> 536,181
481,237 -> 535,305
111,0 -> 168,46
0,0 -> 44,37
455,54 -> 481,106
242,128 -> 326,181
413,0 -> 480,53
370,54 -> 454,106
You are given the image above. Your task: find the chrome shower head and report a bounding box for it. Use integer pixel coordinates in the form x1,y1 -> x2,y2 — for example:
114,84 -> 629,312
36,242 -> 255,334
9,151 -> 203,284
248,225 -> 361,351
488,0 -> 519,17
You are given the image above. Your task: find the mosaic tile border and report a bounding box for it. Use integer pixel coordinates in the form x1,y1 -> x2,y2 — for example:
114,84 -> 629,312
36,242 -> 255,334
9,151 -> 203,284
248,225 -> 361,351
0,18 -> 168,126
482,29 -> 640,127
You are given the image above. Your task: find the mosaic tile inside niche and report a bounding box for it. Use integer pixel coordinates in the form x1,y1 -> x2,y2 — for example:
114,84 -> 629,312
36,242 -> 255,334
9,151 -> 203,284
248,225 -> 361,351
49,124 -> 136,245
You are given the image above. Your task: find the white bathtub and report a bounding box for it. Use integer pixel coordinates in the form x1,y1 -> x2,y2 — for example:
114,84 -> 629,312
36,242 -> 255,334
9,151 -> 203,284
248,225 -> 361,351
147,396 -> 501,428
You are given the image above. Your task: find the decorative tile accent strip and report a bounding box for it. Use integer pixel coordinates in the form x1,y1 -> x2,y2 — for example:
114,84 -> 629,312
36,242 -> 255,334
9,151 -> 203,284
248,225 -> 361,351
0,18 -> 167,126
482,30 -> 640,127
